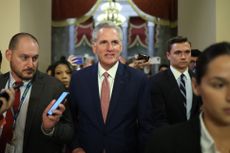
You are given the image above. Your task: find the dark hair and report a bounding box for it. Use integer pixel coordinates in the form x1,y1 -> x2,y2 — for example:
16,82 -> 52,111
9,32 -> 39,50
167,36 -> 191,52
46,64 -> 54,73
191,49 -> 202,57
51,56 -> 73,76
195,42 -> 230,84
158,64 -> 169,71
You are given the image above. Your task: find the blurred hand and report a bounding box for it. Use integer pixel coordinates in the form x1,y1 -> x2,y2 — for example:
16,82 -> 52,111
0,88 -> 15,114
42,99 -> 65,130
129,59 -> 150,69
67,55 -> 78,68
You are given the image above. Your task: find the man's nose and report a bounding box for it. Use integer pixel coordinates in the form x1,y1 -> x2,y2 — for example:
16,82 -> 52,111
107,42 -> 114,50
27,58 -> 34,67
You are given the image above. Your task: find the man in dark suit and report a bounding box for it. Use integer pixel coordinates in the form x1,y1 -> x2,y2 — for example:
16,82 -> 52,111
0,33 -> 74,153
69,22 -> 153,153
150,36 -> 201,128
146,42 -> 230,153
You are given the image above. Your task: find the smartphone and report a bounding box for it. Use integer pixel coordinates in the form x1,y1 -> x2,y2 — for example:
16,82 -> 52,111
47,92 -> 69,116
74,56 -> 84,65
137,53 -> 150,62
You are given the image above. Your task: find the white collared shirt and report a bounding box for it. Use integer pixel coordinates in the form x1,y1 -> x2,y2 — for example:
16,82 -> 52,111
170,66 -> 193,119
8,73 -> 32,153
98,62 -> 118,98
200,113 -> 220,153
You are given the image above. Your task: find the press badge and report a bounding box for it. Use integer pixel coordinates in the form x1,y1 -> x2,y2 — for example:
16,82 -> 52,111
5,143 -> 15,153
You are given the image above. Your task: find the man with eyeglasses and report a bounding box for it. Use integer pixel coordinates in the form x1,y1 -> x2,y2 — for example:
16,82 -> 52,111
69,21 -> 153,153
149,36 -> 201,129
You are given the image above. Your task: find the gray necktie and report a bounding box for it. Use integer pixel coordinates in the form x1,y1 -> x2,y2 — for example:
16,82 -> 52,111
179,74 -> 186,105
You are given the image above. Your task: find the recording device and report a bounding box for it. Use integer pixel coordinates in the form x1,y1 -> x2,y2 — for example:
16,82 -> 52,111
0,82 -> 24,107
74,56 -> 84,65
148,56 -> 161,64
47,92 -> 69,116
137,53 -> 150,62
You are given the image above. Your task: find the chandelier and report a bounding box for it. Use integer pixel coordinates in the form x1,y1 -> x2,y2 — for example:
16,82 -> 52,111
97,0 -> 126,26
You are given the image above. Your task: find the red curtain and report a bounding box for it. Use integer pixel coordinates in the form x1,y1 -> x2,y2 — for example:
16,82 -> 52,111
128,17 -> 147,47
52,0 -> 177,21
132,0 -> 177,21
52,0 -> 97,20
76,18 -> 93,46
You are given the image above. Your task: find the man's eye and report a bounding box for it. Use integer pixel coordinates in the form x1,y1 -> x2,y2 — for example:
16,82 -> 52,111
100,41 -> 107,44
212,82 -> 224,89
112,41 -> 119,45
20,56 -> 28,61
174,51 -> 181,55
32,56 -> 38,62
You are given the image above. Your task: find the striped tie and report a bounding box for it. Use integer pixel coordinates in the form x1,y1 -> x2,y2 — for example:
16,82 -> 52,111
179,74 -> 186,105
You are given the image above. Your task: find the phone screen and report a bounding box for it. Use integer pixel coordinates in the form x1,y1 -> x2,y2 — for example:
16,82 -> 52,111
47,92 -> 69,116
74,57 -> 84,65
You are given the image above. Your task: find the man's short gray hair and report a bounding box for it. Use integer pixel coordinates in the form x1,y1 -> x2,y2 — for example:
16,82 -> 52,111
92,21 -> 123,42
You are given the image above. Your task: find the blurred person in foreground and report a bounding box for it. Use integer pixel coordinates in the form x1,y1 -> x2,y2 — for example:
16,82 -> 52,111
0,32 -> 74,153
69,21 -> 153,153
146,42 -> 230,153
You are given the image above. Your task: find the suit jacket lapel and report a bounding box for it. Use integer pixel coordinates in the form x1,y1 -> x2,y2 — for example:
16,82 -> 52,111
167,69 -> 187,116
23,71 -> 44,148
0,73 -> 9,89
90,64 -> 105,127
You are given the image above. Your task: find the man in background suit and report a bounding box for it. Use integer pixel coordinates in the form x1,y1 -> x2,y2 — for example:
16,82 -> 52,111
69,22 -> 153,153
0,33 -> 74,153
145,42 -> 230,153
149,36 -> 201,128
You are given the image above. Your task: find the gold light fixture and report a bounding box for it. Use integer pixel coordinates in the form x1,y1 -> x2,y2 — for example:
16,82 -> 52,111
97,0 -> 126,25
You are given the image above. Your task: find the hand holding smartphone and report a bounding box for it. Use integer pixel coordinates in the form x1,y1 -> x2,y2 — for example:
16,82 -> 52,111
47,92 -> 69,116
137,53 -> 150,62
74,56 -> 84,65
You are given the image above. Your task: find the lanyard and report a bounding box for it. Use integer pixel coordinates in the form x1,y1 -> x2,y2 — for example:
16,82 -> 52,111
7,79 -> 32,128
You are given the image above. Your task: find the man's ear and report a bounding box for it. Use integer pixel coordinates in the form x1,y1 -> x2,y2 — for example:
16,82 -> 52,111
5,49 -> 12,61
91,42 -> 97,54
166,51 -> 170,60
192,77 -> 201,96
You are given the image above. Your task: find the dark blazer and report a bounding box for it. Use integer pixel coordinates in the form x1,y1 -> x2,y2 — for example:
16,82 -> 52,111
0,71 -> 74,153
69,62 -> 153,153
145,116 -> 202,153
149,68 -> 201,128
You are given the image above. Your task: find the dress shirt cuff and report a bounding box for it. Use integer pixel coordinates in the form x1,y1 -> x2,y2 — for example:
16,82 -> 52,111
41,123 -> 55,136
